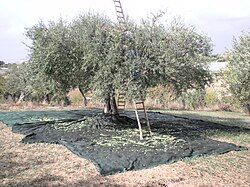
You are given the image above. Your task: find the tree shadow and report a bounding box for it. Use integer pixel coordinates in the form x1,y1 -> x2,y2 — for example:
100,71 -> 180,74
145,111 -> 250,141
118,110 -> 250,140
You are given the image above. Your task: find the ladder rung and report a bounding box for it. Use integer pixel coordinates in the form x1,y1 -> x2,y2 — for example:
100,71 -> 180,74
136,108 -> 144,111
117,16 -> 125,19
114,3 -> 122,6
115,8 -> 122,11
117,91 -> 126,109
116,13 -> 124,16
135,102 -> 144,105
135,104 -> 144,107
117,15 -> 125,19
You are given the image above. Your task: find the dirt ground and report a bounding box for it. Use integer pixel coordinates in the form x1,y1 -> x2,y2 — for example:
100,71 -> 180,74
1,121 -> 250,187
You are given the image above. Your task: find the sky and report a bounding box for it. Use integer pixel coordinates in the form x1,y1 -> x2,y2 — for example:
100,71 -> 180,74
0,0 -> 250,63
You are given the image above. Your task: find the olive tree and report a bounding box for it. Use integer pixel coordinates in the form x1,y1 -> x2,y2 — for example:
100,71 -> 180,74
26,13 -> 212,115
4,63 -> 30,102
226,31 -> 250,114
26,20 -> 76,105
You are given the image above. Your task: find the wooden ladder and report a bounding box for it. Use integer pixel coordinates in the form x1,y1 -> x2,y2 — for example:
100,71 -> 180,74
117,92 -> 126,111
114,0 -> 127,113
134,101 -> 152,140
113,0 -> 126,29
113,0 -> 152,139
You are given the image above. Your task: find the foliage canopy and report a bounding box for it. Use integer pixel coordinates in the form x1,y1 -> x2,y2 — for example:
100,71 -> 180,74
26,13 -> 212,102
2,13 -> 213,111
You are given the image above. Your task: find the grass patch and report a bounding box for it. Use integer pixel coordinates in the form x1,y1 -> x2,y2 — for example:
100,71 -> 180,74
162,110 -> 250,128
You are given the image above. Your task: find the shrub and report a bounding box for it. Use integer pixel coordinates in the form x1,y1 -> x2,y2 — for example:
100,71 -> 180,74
180,89 -> 206,110
68,89 -> 83,105
204,91 -> 219,106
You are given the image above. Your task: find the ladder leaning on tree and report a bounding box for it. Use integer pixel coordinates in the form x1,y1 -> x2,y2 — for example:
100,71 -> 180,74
112,0 -> 152,140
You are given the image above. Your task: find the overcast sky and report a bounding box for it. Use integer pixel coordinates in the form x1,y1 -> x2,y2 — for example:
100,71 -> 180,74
0,0 -> 250,63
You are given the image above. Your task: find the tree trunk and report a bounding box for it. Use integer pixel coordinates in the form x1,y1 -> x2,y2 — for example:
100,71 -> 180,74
110,93 -> 119,115
42,93 -> 51,105
245,103 -> 250,115
199,90 -> 206,108
63,96 -> 71,106
17,92 -> 28,104
13,93 -> 17,103
181,99 -> 186,109
78,87 -> 88,106
103,94 -> 111,114
103,91 -> 119,115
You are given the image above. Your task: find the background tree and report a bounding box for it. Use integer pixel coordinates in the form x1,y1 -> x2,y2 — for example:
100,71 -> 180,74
26,20 -> 74,105
225,31 -> 250,114
4,63 -> 30,103
0,76 -> 6,101
0,60 -> 5,67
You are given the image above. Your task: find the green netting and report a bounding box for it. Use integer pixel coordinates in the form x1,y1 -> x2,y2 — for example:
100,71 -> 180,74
0,110 -> 248,176
0,109 -> 101,126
